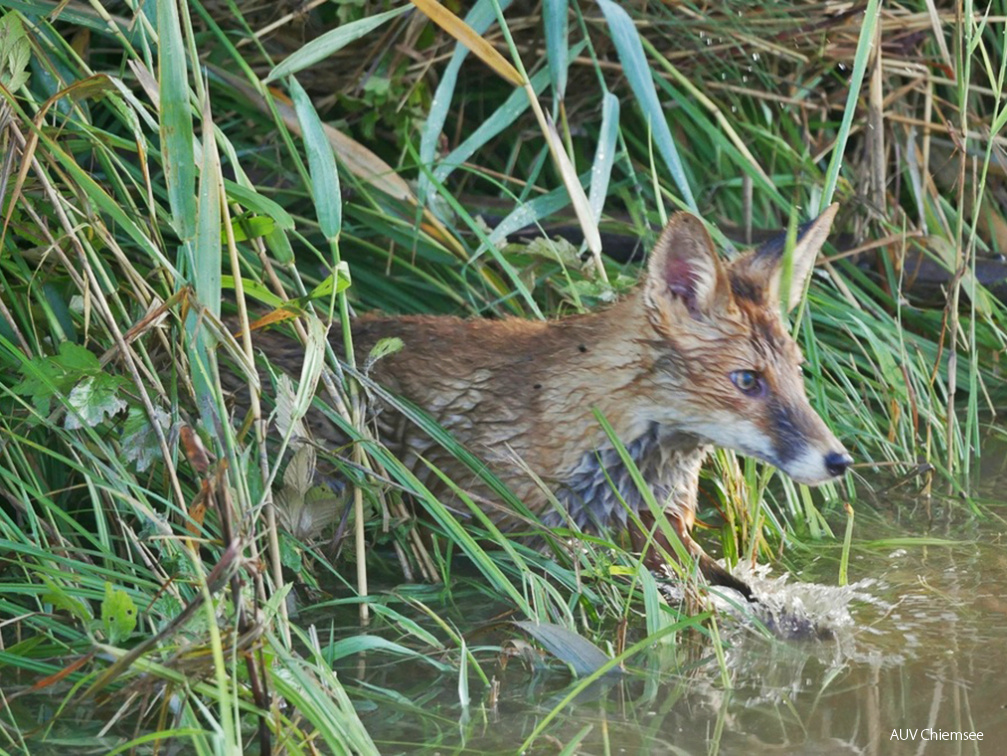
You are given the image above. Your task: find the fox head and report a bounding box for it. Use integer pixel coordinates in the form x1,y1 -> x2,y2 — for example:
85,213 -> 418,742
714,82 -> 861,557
640,204 -> 851,485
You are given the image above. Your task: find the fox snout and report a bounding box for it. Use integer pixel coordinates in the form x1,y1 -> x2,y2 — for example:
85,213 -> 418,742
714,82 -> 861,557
769,410 -> 852,486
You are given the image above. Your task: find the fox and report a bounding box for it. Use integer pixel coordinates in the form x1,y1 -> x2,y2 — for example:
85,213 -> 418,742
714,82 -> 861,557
251,204 -> 852,600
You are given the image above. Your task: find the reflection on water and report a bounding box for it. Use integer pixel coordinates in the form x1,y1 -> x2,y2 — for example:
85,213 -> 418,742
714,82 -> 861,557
361,500 -> 1007,755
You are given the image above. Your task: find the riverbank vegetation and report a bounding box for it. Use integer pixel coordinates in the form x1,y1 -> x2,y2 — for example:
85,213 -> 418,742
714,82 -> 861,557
1,1 -> 1005,752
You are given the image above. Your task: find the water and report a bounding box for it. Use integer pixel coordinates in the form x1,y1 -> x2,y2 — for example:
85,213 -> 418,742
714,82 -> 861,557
9,485 -> 1007,755
356,499 -> 1007,755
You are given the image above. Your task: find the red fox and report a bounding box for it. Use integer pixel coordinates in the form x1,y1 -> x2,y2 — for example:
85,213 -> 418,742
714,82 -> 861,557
253,205 -> 851,600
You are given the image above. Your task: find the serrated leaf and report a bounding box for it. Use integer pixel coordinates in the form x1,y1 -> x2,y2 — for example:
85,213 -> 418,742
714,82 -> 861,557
275,452 -> 345,541
0,12 -> 30,90
279,534 -> 303,573
272,317 -> 327,438
7,69 -> 27,91
39,574 -> 92,624
522,236 -> 580,265
14,341 -> 102,415
274,373 -> 308,443
283,444 -> 317,495
101,582 -> 138,645
53,341 -> 100,373
64,374 -> 129,430
121,405 -> 172,472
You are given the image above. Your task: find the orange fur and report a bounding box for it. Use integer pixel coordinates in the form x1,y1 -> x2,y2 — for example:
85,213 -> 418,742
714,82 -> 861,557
254,206 -> 852,599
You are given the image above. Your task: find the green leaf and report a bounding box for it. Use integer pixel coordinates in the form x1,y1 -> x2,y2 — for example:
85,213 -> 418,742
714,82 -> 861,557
820,0 -> 881,209
588,91 -> 620,223
289,77 -> 342,240
366,337 -> 403,367
595,0 -> 696,211
39,574 -> 92,625
513,621 -> 621,678
432,62 -> 554,186
226,214 -> 276,243
265,5 -> 411,82
52,341 -> 100,373
101,582 -> 138,645
306,261 -> 352,301
279,534 -> 303,573
157,0 -> 197,241
221,275 -> 286,308
0,11 -> 30,90
542,0 -> 568,102
64,374 -> 130,430
418,0 -> 514,203
120,405 -> 172,472
13,341 -> 101,415
223,179 -> 295,230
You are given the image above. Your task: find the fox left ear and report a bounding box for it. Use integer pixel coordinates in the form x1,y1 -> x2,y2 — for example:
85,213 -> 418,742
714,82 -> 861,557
743,203 -> 839,312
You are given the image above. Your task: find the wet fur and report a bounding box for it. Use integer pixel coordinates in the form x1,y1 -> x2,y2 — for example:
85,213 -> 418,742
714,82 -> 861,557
248,208 -> 850,601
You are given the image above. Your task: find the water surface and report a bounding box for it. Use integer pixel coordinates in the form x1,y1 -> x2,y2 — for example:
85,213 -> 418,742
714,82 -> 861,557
357,494 -> 1007,755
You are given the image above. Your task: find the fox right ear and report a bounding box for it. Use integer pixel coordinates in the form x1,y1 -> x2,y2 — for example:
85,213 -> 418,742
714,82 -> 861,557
644,213 -> 730,320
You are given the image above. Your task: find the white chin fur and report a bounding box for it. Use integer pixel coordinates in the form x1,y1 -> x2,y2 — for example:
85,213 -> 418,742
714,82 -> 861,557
779,447 -> 836,486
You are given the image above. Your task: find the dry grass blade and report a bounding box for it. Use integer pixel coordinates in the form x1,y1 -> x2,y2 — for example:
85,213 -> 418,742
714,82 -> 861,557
540,107 -> 604,277
409,0 -> 524,87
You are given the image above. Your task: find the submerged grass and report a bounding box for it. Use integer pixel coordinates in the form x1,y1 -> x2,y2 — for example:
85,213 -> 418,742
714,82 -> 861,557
0,0 -> 1006,752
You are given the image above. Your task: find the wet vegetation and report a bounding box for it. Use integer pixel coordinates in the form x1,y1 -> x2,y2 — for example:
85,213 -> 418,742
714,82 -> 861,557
1,0 -> 1006,753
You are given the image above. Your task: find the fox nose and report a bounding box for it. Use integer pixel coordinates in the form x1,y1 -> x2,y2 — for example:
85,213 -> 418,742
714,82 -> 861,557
825,451 -> 853,477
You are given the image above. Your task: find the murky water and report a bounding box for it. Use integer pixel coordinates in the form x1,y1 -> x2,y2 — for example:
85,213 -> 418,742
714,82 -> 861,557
8,479 -> 1007,754
353,494 -> 1007,755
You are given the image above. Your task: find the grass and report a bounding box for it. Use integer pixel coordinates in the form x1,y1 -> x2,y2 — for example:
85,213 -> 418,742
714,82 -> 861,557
1,0 -> 1006,752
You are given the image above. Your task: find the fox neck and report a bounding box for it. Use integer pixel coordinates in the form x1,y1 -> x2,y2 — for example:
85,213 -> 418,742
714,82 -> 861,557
544,422 -> 709,533
545,291 -> 699,453
535,293 -> 711,521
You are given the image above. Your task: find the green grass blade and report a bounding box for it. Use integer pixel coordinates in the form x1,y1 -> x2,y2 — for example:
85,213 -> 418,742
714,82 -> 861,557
156,0 -> 196,241
289,77 -> 342,240
543,0 -> 569,103
820,0 -> 881,209
265,6 -> 411,83
588,91 -> 619,223
595,0 -> 696,211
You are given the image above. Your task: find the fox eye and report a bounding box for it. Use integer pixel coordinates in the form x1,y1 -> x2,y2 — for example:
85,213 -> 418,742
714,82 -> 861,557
730,370 -> 764,396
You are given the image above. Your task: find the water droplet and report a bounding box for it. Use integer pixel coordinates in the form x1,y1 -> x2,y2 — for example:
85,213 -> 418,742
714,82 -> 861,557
752,53 -> 760,61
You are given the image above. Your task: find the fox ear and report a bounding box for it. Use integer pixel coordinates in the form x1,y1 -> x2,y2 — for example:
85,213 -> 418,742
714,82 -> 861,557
745,203 -> 839,312
645,213 -> 731,319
